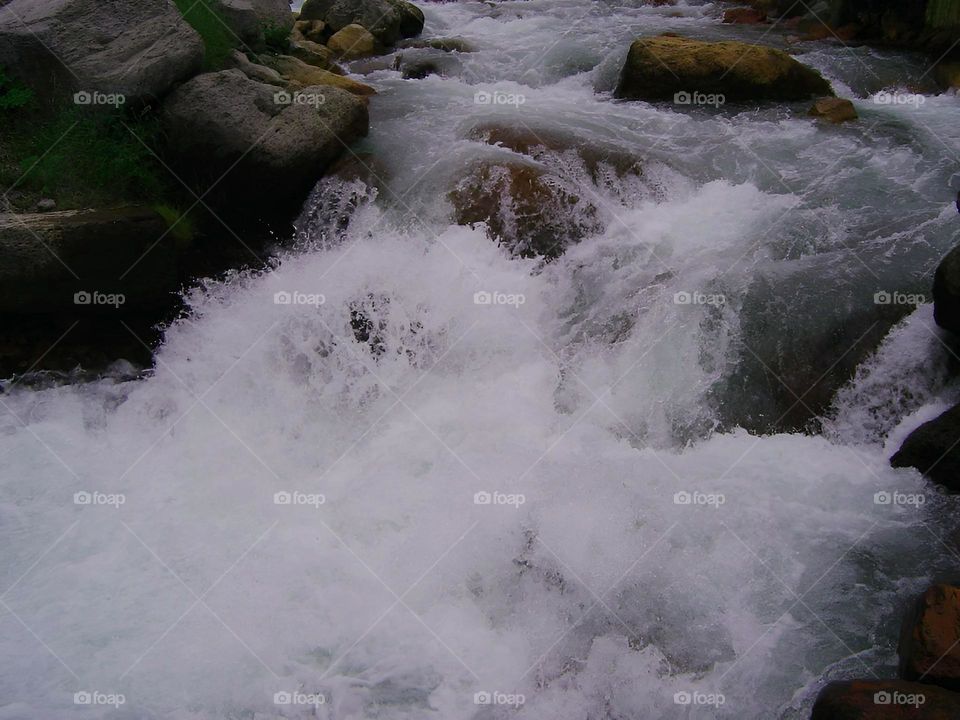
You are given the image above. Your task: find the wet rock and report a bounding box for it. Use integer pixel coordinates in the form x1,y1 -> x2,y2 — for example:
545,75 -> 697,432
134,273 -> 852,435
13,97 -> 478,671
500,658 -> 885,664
933,244 -> 960,335
899,583 -> 960,689
290,39 -> 340,70
162,69 -> 369,224
722,7 -> 767,24
259,54 -> 375,95
299,0 -> 424,45
449,160 -> 602,259
0,0 -> 203,107
219,0 -> 295,43
402,58 -> 443,79
35,199 -> 56,212
809,97 -> 858,123
614,35 -> 834,102
890,404 -> 960,490
327,23 -> 380,59
0,207 -> 177,313
811,679 -> 960,719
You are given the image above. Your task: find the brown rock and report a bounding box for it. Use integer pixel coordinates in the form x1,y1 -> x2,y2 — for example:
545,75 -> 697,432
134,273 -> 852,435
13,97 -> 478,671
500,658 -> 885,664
935,62 -> 960,91
327,24 -> 380,59
289,39 -> 340,71
722,7 -> 767,24
809,97 -> 858,123
260,54 -> 376,95
812,679 -> 960,719
899,584 -> 960,689
294,18 -> 329,43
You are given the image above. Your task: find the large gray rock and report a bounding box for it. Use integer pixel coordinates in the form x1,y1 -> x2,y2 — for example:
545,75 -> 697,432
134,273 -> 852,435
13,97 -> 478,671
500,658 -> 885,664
0,0 -> 203,106
0,207 -> 177,313
219,0 -> 293,43
161,69 -> 369,219
299,0 -> 423,45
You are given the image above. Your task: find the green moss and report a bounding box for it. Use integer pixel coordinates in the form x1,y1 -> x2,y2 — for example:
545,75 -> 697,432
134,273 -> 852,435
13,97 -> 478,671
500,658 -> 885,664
153,204 -> 199,249
262,21 -> 292,53
173,0 -> 238,70
0,67 -> 33,111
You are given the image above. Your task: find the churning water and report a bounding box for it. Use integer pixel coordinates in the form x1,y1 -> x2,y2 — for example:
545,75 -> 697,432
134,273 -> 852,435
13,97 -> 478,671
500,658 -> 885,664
2,0 -> 960,718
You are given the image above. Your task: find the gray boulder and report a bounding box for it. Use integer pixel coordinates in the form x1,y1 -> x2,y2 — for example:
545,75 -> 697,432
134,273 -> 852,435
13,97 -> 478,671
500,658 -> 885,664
0,0 -> 203,106
161,69 -> 369,218
219,0 -> 294,43
299,0 -> 424,45
0,207 -> 177,313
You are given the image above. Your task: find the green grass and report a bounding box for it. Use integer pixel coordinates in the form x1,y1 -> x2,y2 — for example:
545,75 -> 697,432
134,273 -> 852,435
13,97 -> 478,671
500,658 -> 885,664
262,21 -> 292,54
0,67 -> 33,111
173,0 -> 239,70
153,203 -> 199,249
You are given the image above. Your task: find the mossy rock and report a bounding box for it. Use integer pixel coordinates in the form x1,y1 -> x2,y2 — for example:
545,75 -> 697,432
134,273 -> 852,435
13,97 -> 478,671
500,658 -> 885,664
615,35 -> 834,102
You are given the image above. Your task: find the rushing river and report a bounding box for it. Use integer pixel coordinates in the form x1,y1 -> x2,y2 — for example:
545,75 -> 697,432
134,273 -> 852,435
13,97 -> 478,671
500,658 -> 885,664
2,0 -> 960,718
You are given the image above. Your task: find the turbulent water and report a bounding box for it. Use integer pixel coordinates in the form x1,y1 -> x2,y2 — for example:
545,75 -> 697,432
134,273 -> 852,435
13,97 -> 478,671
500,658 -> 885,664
2,1 -> 960,718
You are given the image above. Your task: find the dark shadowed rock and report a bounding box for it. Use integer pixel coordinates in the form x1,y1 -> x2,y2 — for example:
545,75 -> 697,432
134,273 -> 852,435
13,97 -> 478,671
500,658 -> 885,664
934,245 -> 960,335
219,0 -> 294,42
0,207 -> 177,313
899,583 -> 960,690
299,0 -> 424,45
722,7 -> 767,24
0,0 -> 203,107
615,35 -> 834,102
812,679 -> 960,719
891,404 -> 960,490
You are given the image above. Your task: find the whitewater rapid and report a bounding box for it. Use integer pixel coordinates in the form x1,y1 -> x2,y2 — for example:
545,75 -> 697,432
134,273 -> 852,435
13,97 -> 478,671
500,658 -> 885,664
2,0 -> 960,718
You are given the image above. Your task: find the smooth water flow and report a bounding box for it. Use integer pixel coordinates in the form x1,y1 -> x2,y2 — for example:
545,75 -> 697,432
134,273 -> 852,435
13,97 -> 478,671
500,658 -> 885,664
2,1 -> 960,718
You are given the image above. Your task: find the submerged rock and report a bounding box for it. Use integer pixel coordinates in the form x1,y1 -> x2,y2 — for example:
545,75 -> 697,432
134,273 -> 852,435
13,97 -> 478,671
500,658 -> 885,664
891,403 -> 960,489
812,679 -> 960,719
933,244 -> 960,335
162,69 -> 369,223
614,35 -> 834,102
397,37 -> 475,52
0,0 -> 203,107
0,207 -> 177,313
808,97 -> 858,123
899,583 -> 960,689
